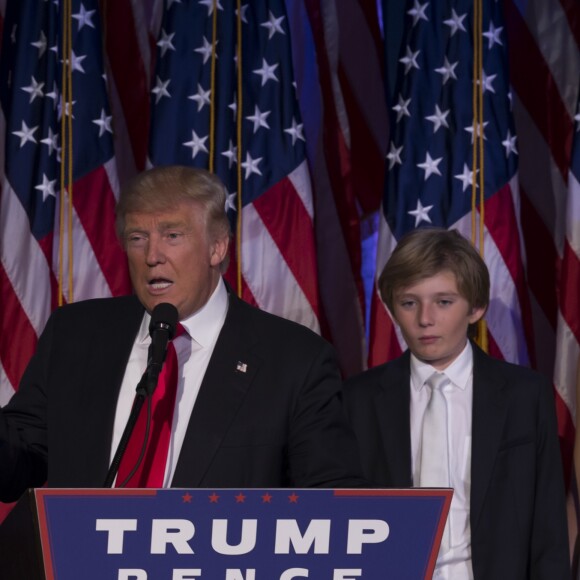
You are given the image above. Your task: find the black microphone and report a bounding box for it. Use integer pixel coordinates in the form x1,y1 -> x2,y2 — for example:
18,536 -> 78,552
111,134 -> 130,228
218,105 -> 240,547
144,302 -> 179,395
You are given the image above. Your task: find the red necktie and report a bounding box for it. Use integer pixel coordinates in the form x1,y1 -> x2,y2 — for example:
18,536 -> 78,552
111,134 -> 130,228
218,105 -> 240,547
116,324 -> 185,488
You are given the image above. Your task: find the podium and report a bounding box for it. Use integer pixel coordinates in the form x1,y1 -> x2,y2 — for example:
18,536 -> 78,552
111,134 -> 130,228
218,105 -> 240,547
0,488 -> 451,579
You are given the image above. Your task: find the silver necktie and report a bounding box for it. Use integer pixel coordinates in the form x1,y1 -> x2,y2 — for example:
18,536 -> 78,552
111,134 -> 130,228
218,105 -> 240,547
419,371 -> 451,553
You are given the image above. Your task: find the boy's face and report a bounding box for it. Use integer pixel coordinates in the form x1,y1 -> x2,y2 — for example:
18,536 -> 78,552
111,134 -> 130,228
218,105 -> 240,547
392,270 -> 485,370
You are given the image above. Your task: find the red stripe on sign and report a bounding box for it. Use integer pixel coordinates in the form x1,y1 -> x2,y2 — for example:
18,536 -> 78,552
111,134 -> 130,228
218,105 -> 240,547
519,185 -> 559,331
505,0 -> 573,181
554,385 -> 575,490
223,239 -> 259,309
368,291 -> 403,368
484,183 -> 536,366
560,240 -> 580,345
560,0 -> 580,50
252,179 -> 319,317
36,231 -> 62,312
0,261 -> 38,390
103,1 -> 151,171
303,0 -> 365,309
338,62 -> 384,215
73,166 -> 131,297
486,330 -> 504,361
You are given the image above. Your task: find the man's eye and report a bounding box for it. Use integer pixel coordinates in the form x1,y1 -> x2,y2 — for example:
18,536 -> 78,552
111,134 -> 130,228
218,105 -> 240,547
127,234 -> 146,244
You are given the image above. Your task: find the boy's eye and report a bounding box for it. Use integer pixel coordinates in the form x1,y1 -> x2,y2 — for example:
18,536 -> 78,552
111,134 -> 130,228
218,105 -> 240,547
400,300 -> 416,308
438,299 -> 453,306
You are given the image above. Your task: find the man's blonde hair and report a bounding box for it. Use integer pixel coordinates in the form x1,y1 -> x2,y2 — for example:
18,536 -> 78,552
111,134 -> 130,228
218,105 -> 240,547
116,165 -> 231,269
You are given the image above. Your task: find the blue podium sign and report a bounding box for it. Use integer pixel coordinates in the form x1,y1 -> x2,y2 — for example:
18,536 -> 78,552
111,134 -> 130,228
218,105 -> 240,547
34,488 -> 451,580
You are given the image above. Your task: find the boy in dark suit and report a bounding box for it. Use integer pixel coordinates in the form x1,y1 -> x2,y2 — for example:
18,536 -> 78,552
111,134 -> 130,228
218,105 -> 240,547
344,227 -> 569,579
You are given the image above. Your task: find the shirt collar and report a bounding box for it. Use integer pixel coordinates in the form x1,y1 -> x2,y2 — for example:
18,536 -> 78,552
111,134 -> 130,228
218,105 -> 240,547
137,277 -> 229,348
410,340 -> 473,392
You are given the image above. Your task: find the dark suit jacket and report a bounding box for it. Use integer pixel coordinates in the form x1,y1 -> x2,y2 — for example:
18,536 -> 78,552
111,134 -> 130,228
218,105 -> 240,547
0,290 -> 364,501
344,344 -> 569,579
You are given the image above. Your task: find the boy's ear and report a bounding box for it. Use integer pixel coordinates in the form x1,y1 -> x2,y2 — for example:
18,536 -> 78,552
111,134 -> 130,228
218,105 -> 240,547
468,305 -> 486,325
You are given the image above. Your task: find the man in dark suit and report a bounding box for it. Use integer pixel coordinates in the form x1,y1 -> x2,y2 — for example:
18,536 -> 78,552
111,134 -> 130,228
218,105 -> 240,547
0,165 -> 364,502
344,228 -> 569,579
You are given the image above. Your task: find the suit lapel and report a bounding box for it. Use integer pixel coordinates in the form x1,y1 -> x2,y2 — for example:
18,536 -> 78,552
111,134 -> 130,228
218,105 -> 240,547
73,297 -> 144,482
470,344 -> 508,531
376,353 -> 413,487
172,293 -> 259,487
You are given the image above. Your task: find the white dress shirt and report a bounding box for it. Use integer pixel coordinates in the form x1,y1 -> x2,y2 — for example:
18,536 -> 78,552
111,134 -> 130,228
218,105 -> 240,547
111,278 -> 229,486
410,341 -> 474,580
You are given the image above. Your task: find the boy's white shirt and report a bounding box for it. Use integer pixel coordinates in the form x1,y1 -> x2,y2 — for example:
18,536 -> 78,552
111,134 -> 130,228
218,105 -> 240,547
410,340 -> 474,580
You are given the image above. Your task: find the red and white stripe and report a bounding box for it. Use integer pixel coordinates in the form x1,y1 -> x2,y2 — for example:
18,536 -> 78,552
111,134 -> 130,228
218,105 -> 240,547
506,0 -> 580,558
240,161 -> 320,333
368,176 -> 531,369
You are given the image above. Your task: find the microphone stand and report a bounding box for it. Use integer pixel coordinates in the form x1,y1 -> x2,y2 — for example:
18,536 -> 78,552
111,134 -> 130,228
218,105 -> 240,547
103,373 -> 150,488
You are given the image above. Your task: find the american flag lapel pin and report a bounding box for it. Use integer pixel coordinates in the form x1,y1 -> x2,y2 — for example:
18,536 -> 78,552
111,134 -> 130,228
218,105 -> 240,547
236,361 -> 248,373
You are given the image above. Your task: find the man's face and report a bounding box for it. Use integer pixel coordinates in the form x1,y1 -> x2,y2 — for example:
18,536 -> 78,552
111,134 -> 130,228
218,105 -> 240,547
392,270 -> 485,370
124,200 -> 228,320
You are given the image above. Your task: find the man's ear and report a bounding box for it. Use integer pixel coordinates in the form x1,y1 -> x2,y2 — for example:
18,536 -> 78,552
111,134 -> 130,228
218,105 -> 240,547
468,305 -> 486,325
210,235 -> 230,267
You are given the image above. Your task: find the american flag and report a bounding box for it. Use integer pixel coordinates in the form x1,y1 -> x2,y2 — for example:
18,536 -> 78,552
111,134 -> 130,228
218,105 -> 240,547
0,0 -> 130,406
289,0 -> 387,376
148,0 -> 321,335
373,0 -> 580,564
369,0 -> 530,367
504,0 -> 580,563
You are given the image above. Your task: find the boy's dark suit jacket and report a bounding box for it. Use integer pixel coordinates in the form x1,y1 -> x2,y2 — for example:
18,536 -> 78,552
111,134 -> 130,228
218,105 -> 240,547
0,290 -> 364,502
344,344 -> 569,579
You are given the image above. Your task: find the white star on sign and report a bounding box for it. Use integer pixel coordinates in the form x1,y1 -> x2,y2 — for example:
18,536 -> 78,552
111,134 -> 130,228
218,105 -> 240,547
40,127 -> 59,157
408,200 -> 433,227
477,70 -> 497,94
241,151 -> 263,179
199,0 -> 223,16
261,11 -> 285,39
392,95 -> 411,122
222,140 -> 238,168
435,57 -> 458,84
72,3 -> 96,31
417,152 -> 443,180
284,118 -> 305,145
93,108 -> 113,137
246,105 -> 271,133
157,29 -> 176,57
225,190 -> 237,212
386,142 -> 403,169
188,83 -> 211,112
35,173 -> 57,202
21,76 -> 44,103
183,130 -> 208,159
455,163 -> 478,192
425,104 -> 449,133
399,46 -> 420,74
483,22 -> 503,49
501,130 -> 518,157
31,30 -> 47,57
253,58 -> 279,86
465,121 -> 489,144
195,37 -> 216,65
443,9 -> 466,36
13,120 -> 38,147
408,0 -> 429,26
151,76 -> 171,103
